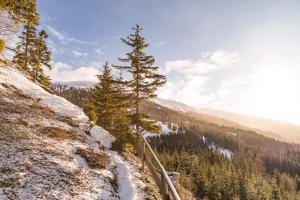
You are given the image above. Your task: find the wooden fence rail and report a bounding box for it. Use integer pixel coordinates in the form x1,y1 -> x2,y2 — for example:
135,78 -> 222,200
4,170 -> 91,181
129,135 -> 181,200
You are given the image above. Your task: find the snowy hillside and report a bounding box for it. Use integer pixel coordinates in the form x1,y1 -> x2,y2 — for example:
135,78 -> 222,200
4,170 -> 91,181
0,64 -> 158,200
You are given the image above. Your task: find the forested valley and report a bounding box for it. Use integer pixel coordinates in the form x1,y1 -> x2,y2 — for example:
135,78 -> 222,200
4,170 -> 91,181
53,84 -> 300,200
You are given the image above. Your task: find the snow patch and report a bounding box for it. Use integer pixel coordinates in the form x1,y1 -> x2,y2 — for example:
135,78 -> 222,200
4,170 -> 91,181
0,65 -> 146,199
90,125 -> 115,149
201,135 -> 233,159
143,121 -> 178,138
108,152 -> 145,200
89,125 -> 145,199
0,66 -> 88,122
208,142 -> 233,159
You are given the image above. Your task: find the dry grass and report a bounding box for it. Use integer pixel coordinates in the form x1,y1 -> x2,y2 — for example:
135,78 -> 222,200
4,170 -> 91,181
5,83 -> 32,100
0,175 -> 21,188
41,127 -> 86,141
75,148 -> 110,169
175,184 -> 197,200
18,119 -> 29,127
0,167 -> 14,174
60,116 -> 79,128
28,102 -> 54,114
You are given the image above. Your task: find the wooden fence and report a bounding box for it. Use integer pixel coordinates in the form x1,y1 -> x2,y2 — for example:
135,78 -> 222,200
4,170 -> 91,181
129,135 -> 181,200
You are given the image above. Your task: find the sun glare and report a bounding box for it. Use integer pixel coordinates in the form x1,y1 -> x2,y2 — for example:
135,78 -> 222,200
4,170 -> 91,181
239,66 -> 298,124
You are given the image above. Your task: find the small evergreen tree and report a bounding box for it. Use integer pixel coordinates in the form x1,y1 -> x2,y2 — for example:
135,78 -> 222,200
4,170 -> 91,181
114,24 -> 166,135
83,97 -> 97,123
91,62 -> 129,131
111,108 -> 131,151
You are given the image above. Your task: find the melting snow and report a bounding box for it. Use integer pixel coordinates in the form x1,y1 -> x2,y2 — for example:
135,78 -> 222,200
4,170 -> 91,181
201,135 -> 233,159
0,66 -> 88,122
143,121 -> 178,138
0,65 -> 146,199
90,125 -> 115,149
208,142 -> 233,159
90,125 -> 145,200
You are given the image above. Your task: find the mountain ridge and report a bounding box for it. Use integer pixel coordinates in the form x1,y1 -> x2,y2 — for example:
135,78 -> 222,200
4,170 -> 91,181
154,98 -> 300,144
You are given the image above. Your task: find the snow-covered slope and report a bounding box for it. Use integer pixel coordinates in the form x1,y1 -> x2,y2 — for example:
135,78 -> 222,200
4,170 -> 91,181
0,65 -> 152,200
0,66 -> 88,122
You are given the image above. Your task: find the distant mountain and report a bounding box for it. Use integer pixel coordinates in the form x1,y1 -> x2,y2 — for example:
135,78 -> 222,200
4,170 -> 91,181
52,81 -> 95,91
155,98 -> 300,144
152,98 -> 194,113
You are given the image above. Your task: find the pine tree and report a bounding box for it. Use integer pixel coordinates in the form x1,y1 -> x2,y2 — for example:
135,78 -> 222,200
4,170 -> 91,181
83,97 -> 97,123
238,169 -> 248,200
113,24 -> 166,135
31,29 -> 52,85
0,0 -> 30,23
111,108 -> 131,151
0,1 -> 35,56
13,0 -> 39,72
91,62 -> 128,131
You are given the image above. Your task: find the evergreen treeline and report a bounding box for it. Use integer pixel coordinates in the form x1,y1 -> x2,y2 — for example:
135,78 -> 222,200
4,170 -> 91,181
0,0 -> 52,88
143,101 -> 300,199
52,84 -> 91,108
150,132 -> 300,200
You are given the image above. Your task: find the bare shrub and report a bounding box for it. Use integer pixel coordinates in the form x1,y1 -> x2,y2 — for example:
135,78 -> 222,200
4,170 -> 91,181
75,148 -> 110,169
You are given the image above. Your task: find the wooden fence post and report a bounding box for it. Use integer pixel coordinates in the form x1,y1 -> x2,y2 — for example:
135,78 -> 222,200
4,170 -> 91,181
142,139 -> 146,172
161,170 -> 169,200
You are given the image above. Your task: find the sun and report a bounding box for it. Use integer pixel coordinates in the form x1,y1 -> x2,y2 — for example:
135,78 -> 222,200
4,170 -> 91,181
239,66 -> 299,124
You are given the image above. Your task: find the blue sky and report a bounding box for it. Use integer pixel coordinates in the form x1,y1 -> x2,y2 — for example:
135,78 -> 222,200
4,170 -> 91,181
37,0 -> 300,125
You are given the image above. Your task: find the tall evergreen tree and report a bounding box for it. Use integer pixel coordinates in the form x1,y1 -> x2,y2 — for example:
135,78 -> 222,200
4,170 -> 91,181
31,29 -> 52,86
13,0 -> 39,72
114,24 -> 166,135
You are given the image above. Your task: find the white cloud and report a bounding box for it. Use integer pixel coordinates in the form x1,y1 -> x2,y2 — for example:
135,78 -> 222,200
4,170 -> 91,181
159,50 -> 239,107
72,50 -> 88,58
46,25 -> 96,45
164,49 -> 239,74
95,48 -> 104,57
47,25 -> 64,41
155,41 -> 166,47
46,62 -> 100,82
158,74 -> 216,106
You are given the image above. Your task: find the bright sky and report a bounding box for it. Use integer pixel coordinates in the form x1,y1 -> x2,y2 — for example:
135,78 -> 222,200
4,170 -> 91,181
37,0 -> 300,125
